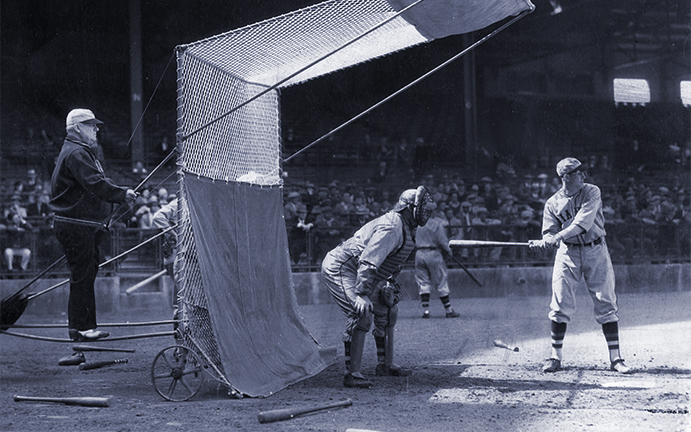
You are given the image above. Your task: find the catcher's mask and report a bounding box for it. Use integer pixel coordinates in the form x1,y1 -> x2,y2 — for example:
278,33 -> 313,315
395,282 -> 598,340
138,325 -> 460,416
394,185 -> 434,227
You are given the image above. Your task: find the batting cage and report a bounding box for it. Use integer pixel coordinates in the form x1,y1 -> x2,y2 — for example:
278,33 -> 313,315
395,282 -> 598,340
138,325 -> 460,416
173,0 -> 534,397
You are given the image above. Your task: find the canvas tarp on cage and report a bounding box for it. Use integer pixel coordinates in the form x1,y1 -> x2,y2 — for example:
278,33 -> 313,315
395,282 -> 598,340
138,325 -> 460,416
175,0 -> 534,397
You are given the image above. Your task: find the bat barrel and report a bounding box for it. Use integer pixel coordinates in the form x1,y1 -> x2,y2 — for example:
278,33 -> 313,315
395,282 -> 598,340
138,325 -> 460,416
14,395 -> 111,407
258,399 -> 352,423
449,240 -> 530,248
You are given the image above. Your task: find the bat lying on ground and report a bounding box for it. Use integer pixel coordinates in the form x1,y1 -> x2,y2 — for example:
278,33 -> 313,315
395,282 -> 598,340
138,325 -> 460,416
79,358 -> 129,370
450,240 -> 530,248
72,345 -> 136,353
14,395 -> 111,407
493,339 -> 519,352
258,399 -> 352,423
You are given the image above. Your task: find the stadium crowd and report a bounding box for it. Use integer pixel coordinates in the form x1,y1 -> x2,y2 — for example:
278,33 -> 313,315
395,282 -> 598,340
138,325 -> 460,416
0,159 -> 689,274
282,165 -> 691,268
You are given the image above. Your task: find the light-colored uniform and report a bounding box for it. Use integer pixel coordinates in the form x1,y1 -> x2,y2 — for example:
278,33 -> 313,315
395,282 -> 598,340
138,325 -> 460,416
414,216 -> 452,298
322,210 -> 416,341
542,183 -> 618,324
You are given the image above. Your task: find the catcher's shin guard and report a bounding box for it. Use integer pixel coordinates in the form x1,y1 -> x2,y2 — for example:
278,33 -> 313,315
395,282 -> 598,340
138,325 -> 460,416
348,329 -> 367,375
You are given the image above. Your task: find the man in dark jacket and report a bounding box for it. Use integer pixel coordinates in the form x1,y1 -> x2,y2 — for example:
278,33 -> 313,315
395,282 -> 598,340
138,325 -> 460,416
50,108 -> 136,341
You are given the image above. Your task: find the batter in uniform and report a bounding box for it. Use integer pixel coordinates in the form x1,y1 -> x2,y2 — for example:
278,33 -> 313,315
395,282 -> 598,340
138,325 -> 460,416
530,157 -> 631,374
322,186 -> 434,388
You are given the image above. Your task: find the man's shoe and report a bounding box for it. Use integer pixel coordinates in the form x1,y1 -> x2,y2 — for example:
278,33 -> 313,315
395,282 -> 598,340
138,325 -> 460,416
611,358 -> 632,374
376,364 -> 412,376
58,352 -> 85,366
422,310 -> 430,319
69,329 -> 110,341
542,358 -> 561,373
445,310 -> 460,318
343,373 -> 372,388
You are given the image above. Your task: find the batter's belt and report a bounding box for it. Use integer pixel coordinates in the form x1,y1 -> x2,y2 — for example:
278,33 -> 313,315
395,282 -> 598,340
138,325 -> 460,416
564,237 -> 603,247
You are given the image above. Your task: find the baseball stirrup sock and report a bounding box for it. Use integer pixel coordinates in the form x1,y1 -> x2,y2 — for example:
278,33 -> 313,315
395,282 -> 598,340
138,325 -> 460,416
375,336 -> 386,365
420,293 -> 430,309
602,322 -> 621,361
550,321 -> 567,359
440,295 -> 452,311
344,341 -> 351,371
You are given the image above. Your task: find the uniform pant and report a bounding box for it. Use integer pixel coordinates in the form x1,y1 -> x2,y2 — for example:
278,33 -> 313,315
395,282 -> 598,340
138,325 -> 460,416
322,250 -> 394,341
54,223 -> 103,331
414,249 -> 450,297
549,240 -> 618,325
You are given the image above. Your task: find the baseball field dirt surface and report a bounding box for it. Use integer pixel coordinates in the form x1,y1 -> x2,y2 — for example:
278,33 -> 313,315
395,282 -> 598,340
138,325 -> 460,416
1,291 -> 688,432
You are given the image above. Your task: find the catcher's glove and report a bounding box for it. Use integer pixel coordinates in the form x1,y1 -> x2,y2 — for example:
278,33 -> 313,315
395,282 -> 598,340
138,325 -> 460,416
380,279 -> 403,307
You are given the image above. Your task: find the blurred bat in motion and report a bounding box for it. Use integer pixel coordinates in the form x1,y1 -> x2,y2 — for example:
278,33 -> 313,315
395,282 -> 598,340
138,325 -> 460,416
493,339 -> 519,352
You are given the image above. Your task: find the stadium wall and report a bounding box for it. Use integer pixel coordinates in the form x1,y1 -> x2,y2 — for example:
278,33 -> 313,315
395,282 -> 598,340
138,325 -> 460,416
1,263 -> 688,319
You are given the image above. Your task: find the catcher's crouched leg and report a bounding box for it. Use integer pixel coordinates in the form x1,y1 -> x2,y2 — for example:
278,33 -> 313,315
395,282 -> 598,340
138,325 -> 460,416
373,305 -> 411,377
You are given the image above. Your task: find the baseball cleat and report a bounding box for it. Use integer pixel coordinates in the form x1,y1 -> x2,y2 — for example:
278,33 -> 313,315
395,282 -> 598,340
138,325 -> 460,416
542,358 -> 561,373
445,310 -> 460,318
422,310 -> 430,319
58,352 -> 86,366
376,364 -> 412,376
69,329 -> 110,341
343,373 -> 372,388
610,358 -> 632,374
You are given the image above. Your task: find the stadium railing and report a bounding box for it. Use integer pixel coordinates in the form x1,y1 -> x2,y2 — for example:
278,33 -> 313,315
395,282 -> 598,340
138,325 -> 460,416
0,222 -> 688,278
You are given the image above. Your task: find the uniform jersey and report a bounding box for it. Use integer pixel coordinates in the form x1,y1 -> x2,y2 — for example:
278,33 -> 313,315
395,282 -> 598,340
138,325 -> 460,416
542,183 -> 606,245
415,217 -> 452,254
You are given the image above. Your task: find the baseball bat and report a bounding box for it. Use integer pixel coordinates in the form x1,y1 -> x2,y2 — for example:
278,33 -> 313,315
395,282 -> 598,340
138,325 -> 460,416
72,345 -> 136,353
258,399 -> 352,423
493,339 -> 519,352
449,240 -> 530,248
447,254 -> 483,287
14,395 -> 111,407
79,358 -> 129,370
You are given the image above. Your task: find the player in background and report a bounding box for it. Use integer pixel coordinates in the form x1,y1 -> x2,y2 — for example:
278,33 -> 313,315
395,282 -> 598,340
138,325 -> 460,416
414,203 -> 460,318
152,197 -> 180,335
322,186 -> 434,388
530,157 -> 632,374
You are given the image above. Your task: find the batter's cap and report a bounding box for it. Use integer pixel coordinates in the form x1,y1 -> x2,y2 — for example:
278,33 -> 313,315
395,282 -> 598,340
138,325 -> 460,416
556,157 -> 585,177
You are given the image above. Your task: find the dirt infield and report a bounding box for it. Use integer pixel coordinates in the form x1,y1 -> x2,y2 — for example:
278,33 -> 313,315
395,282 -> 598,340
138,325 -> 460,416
1,291 -> 689,432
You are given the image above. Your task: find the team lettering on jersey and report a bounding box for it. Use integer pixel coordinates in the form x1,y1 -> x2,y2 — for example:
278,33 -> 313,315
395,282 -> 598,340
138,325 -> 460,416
555,204 -> 581,225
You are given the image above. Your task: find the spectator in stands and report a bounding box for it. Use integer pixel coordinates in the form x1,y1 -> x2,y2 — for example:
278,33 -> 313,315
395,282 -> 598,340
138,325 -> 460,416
25,168 -> 41,194
3,213 -> 33,272
316,187 -> 331,207
448,175 -> 467,201
478,177 -> 497,211
288,204 -> 313,266
4,195 -> 28,221
284,191 -> 301,226
471,206 -> 502,262
447,192 -> 462,214
26,190 -> 52,221
379,189 -> 393,213
157,187 -> 169,204
11,180 -> 25,198
370,161 -> 389,185
313,205 -> 342,264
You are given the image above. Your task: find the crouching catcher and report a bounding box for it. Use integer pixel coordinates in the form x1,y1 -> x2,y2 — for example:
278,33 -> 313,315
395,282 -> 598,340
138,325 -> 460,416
322,186 -> 434,388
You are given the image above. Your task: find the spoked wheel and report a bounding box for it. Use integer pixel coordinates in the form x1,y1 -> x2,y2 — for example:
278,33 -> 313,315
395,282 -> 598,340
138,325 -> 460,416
151,345 -> 205,401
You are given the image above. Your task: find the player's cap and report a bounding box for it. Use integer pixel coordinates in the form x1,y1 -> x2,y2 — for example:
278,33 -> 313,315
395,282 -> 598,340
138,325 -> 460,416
287,191 -> 300,199
556,157 -> 585,177
66,108 -> 103,129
